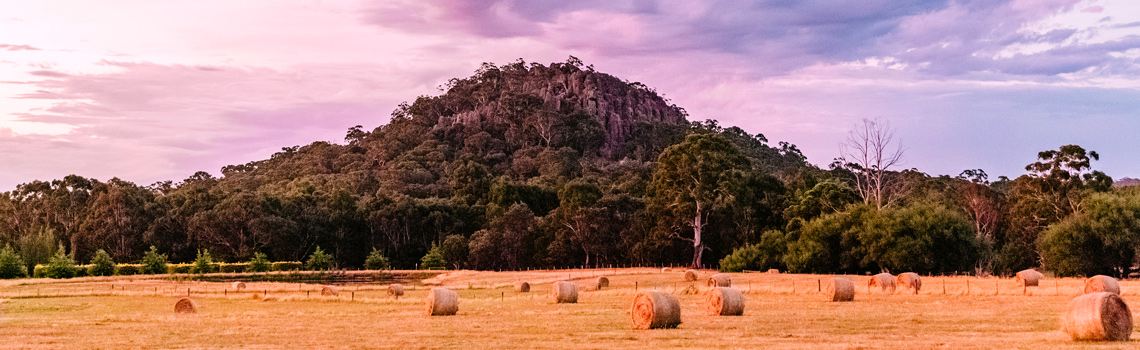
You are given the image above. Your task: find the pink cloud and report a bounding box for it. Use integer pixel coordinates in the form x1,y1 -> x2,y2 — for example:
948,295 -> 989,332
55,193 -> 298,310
1083,6 -> 1105,13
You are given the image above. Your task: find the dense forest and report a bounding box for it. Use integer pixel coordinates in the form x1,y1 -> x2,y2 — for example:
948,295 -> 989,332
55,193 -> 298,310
1,57 -> 1136,278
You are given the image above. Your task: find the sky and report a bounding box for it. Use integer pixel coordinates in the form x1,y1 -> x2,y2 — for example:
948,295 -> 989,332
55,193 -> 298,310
2,0 -> 1140,190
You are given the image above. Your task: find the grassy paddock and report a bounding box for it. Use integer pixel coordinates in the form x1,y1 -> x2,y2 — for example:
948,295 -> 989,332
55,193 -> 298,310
1,269 -> 1138,349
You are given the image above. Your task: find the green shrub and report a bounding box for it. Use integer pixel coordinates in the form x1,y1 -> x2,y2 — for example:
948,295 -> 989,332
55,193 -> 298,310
305,246 -> 333,271
0,246 -> 27,279
271,261 -> 302,271
720,230 -> 787,273
167,263 -> 192,274
116,264 -> 140,276
18,227 -> 58,277
440,234 -> 468,269
42,249 -> 77,279
140,246 -> 168,275
420,244 -> 446,270
247,252 -> 270,272
192,249 -> 217,274
219,262 -> 248,273
75,265 -> 90,277
88,249 -> 116,276
364,248 -> 389,270
1039,192 -> 1140,277
33,264 -> 45,278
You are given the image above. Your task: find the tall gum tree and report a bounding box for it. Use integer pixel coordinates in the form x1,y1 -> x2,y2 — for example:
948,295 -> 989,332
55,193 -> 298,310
839,119 -> 904,210
650,133 -> 749,268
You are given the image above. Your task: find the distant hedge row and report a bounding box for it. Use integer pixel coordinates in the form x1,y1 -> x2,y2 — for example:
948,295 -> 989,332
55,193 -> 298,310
30,261 -> 305,278
0,245 -> 391,279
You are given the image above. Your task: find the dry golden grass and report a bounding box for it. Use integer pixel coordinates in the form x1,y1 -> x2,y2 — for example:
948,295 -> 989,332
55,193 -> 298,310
1,269 -> 1139,349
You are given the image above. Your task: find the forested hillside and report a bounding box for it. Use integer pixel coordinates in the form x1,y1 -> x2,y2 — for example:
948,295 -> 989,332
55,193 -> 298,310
1,58 -> 1135,278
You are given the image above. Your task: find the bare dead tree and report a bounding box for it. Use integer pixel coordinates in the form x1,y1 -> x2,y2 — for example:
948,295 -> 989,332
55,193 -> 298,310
839,119 -> 905,210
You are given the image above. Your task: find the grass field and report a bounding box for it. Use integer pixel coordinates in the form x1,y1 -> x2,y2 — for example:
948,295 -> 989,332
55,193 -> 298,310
1,268 -> 1137,349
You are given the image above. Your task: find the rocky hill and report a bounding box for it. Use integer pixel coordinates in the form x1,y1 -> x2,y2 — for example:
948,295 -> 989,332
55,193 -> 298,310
425,57 -> 689,158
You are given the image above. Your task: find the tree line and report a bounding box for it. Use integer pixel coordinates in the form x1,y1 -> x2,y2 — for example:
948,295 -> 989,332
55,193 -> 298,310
0,58 -> 1132,278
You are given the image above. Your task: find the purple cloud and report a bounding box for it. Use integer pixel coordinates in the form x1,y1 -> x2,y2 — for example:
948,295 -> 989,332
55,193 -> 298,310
359,0 -> 1140,79
2,61 -> 434,188
0,44 -> 39,51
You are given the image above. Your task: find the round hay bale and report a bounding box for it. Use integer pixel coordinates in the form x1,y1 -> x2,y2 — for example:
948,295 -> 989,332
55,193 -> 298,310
1084,275 -> 1121,295
825,277 -> 855,302
704,287 -> 745,316
707,273 -> 732,288
868,273 -> 896,294
552,281 -> 578,303
684,270 -> 698,282
231,281 -> 246,291
1062,292 -> 1133,341
514,281 -> 530,293
661,267 -> 673,273
1015,269 -> 1042,287
595,276 -> 610,289
630,290 -> 682,329
174,297 -> 198,314
388,283 -> 405,297
426,288 -> 459,316
321,285 -> 339,296
897,272 -> 921,294
766,268 -> 779,274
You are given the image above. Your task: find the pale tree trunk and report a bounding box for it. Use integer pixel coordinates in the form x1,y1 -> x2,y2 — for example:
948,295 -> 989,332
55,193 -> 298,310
691,202 -> 704,268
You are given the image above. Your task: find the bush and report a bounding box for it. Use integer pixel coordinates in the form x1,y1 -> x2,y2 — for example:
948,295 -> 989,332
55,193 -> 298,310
88,249 -> 116,276
192,249 -> 217,274
116,264 -> 140,276
247,252 -> 271,272
0,246 -> 27,279
420,244 -> 446,270
42,249 -> 77,279
440,235 -> 468,269
167,263 -> 192,274
75,265 -> 90,277
860,202 -> 979,274
306,246 -> 333,271
1039,192 -> 1140,277
272,261 -> 302,271
140,246 -> 168,275
364,248 -> 389,270
720,230 -> 787,272
18,227 -> 58,278
219,262 -> 248,273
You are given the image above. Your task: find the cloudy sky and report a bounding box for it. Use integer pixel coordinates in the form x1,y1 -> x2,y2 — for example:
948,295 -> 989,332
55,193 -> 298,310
2,0 -> 1139,190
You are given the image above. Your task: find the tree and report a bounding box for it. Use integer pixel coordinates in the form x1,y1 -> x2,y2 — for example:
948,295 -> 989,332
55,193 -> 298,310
42,247 -> 77,279
420,244 -> 446,270
364,248 -> 390,270
839,119 -> 905,209
719,230 -> 786,272
88,249 -> 116,276
1002,145 -> 1112,273
859,202 -> 979,274
192,249 -> 217,274
79,178 -> 155,262
954,170 -> 1003,273
784,178 -> 858,221
18,227 -> 58,277
439,235 -> 468,269
468,204 -> 535,270
1021,144 -> 1112,218
140,246 -> 168,275
0,246 -> 27,278
247,252 -> 271,272
650,133 -> 750,268
1038,191 -> 1140,277
306,246 -> 333,271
